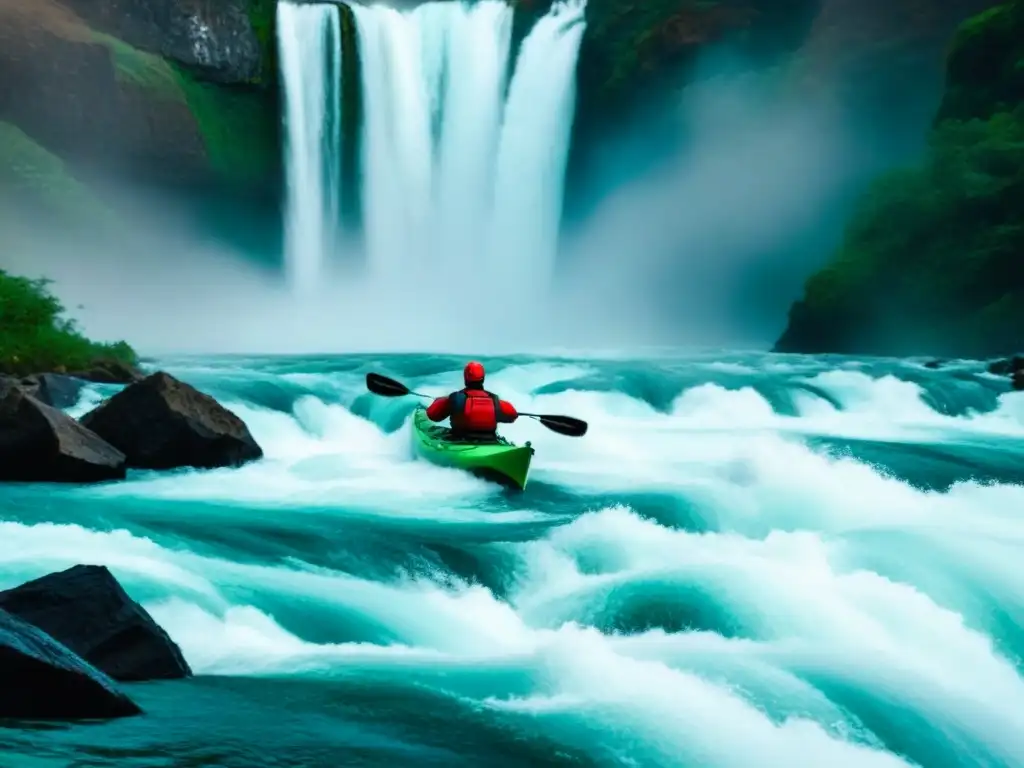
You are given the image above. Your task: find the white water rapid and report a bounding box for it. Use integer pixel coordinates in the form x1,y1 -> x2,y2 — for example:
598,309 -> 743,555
277,0 -> 587,302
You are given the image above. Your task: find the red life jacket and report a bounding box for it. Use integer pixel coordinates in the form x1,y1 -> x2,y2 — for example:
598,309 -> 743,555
449,389 -> 501,434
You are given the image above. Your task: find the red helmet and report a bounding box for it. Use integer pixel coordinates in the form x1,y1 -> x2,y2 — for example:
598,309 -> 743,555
464,361 -> 485,384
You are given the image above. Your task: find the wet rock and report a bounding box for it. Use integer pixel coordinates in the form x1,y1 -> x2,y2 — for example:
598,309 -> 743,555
67,360 -> 144,385
80,371 -> 263,470
1013,370 -> 1024,391
987,356 -> 1024,376
0,608 -> 141,720
0,379 -> 126,483
17,373 -> 85,409
0,565 -> 191,682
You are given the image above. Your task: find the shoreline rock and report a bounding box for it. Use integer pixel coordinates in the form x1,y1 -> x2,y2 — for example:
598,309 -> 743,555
80,371 -> 263,470
0,608 -> 142,721
986,356 -> 1024,376
0,379 -> 126,483
14,373 -> 86,409
0,565 -> 191,682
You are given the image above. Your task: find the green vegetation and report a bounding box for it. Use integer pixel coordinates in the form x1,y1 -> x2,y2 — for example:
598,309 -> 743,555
175,71 -> 279,189
776,0 -> 1024,357
247,0 -> 278,85
0,271 -> 137,377
90,32 -> 278,190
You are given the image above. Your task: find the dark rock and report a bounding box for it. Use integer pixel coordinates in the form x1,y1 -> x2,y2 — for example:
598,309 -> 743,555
0,608 -> 141,720
80,371 -> 263,470
0,565 -> 191,682
923,359 -> 944,369
67,360 -> 144,385
58,0 -> 267,84
1013,370 -> 1024,391
0,0 -> 280,203
18,373 -> 85,409
987,356 -> 1024,376
0,379 -> 126,483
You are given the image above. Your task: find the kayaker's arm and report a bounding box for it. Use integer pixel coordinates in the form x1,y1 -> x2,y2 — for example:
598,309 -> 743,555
497,400 -> 518,423
426,396 -> 451,422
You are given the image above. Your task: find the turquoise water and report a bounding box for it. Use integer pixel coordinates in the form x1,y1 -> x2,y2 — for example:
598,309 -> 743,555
2,351 -> 1024,767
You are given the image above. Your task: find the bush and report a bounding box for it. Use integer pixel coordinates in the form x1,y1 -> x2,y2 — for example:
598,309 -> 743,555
0,270 -> 138,376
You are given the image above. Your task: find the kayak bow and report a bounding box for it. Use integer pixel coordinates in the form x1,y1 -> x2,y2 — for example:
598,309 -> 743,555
411,408 -> 534,490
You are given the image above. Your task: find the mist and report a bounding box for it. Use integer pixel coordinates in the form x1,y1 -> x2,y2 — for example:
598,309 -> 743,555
4,46 -> 874,358
557,58 -> 870,349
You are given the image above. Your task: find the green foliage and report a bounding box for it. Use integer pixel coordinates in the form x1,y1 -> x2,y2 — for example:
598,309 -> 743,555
247,0 -> 278,85
790,105 -> 1024,355
778,0 -> 1024,356
0,271 -> 138,376
938,0 -> 1024,122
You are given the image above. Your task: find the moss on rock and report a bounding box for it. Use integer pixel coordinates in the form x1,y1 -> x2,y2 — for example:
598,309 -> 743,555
174,71 -> 279,190
247,0 -> 278,85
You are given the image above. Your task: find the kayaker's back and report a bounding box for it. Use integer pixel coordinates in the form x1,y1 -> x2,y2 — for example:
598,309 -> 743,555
425,362 -> 519,438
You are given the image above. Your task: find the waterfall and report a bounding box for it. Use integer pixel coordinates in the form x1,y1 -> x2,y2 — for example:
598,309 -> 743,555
277,1 -> 343,295
277,0 -> 588,302
489,0 -> 587,292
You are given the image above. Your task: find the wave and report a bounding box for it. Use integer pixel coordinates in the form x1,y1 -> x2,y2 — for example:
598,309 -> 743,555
4,352 -> 1024,766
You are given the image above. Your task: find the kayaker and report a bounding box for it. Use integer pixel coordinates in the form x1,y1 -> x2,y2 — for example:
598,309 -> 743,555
425,361 -> 518,439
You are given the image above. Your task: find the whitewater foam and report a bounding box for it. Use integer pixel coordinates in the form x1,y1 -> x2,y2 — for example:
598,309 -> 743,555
4,354 -> 1024,766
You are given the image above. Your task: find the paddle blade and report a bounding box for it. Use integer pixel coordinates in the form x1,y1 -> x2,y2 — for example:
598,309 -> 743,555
535,414 -> 588,437
366,372 -> 411,397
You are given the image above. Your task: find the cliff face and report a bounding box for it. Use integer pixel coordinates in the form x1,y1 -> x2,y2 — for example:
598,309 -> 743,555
564,0 -> 1000,218
792,0 -> 999,149
774,0 -> 1024,358
0,0 -> 278,230
574,0 -> 818,126
56,0 -> 273,83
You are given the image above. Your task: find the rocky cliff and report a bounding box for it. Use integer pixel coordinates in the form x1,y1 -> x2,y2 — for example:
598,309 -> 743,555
0,0 -> 279,229
774,0 -> 1024,357
563,0 -> 1000,218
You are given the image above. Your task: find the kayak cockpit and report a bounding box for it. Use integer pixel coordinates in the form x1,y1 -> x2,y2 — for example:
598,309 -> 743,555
410,408 -> 535,490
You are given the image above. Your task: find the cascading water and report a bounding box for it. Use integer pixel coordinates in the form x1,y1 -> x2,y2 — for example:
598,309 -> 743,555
277,1 -> 343,296
489,0 -> 588,289
277,0 -> 587,303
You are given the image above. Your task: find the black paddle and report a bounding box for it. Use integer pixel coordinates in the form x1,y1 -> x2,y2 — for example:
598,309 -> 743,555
366,372 -> 588,437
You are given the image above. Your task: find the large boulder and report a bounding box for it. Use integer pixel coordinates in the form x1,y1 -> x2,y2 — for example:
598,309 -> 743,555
16,373 -> 85,409
0,379 -> 126,483
0,565 -> 191,682
0,608 -> 141,720
80,371 -> 263,470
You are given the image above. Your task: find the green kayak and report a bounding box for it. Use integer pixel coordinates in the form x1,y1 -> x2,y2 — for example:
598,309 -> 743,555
410,408 -> 535,490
